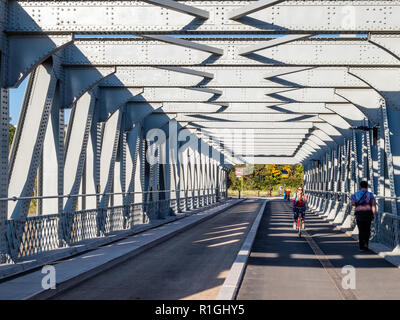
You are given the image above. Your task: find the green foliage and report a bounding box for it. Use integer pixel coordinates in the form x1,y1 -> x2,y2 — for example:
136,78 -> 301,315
228,164 -> 304,192
9,117 -> 16,148
9,124 -> 16,148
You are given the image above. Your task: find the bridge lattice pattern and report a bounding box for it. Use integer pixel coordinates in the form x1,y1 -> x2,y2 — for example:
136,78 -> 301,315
1,1 -> 400,263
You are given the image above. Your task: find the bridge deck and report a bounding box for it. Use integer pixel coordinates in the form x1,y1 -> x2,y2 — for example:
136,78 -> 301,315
237,200 -> 400,300
51,199 -> 263,300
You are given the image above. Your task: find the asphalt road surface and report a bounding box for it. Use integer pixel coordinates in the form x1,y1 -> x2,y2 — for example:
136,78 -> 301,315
51,199 -> 263,300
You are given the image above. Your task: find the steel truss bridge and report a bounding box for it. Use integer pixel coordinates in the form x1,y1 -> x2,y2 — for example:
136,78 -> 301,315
0,0 -> 400,264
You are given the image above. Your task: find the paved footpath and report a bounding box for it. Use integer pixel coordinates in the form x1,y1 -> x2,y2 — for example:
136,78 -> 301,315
237,200 -> 400,300
51,199 -> 263,300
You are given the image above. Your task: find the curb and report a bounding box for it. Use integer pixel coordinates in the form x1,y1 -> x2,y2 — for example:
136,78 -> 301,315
217,199 -> 268,300
25,198 -> 246,300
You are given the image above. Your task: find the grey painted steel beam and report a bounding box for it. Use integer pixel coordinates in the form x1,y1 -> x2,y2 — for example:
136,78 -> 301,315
63,91 -> 96,214
63,67 -> 116,108
98,87 -> 143,121
98,66 -> 370,88
204,136 -> 306,141
239,34 -> 314,55
325,103 -> 367,128
8,1 -> 400,34
99,66 -> 316,88
266,88 -> 357,104
349,67 -> 400,111
176,113 -> 323,122
223,143 -> 302,146
125,102 -> 163,130
318,114 -> 352,135
8,62 -> 57,220
198,128 -> 311,135
234,157 -> 300,165
41,84 -> 63,215
0,88 -> 8,262
125,87 -> 351,103
227,0 -> 285,20
63,39 -> 400,67
159,102 -> 335,114
188,87 -> 223,96
157,66 -> 214,79
334,88 -> 382,125
142,0 -> 209,19
267,67 -> 369,88
83,109 -> 101,210
183,121 -> 314,129
5,34 -> 73,88
98,110 -> 122,217
140,35 -> 223,55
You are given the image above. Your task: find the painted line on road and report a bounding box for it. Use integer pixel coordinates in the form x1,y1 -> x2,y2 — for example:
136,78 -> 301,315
302,229 -> 358,300
310,204 -> 400,270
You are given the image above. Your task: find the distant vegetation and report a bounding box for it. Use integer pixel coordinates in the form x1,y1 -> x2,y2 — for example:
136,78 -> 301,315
9,123 -> 15,147
228,164 -> 304,196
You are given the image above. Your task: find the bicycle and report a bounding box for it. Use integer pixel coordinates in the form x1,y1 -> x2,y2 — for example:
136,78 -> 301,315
297,215 -> 304,237
294,207 -> 305,237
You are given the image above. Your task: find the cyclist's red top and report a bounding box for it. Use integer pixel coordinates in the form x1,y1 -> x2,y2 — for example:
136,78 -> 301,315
293,193 -> 307,207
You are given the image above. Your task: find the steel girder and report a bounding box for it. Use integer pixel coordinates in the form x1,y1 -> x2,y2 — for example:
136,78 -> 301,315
63,38 -> 400,67
97,66 -> 369,88
8,60 -> 58,221
55,35 -> 396,168
2,2 -> 400,261
3,32 -> 388,171
7,1 -> 400,34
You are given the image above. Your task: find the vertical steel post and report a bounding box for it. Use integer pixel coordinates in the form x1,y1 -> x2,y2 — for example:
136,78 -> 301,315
8,62 -> 57,221
0,88 -> 9,263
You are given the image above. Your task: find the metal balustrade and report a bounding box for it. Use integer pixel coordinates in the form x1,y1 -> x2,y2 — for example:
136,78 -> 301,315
1,189 -> 226,263
306,190 -> 400,251
376,213 -> 400,250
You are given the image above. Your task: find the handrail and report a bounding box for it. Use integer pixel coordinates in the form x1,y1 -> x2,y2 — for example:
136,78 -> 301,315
306,189 -> 400,201
0,188 -> 222,202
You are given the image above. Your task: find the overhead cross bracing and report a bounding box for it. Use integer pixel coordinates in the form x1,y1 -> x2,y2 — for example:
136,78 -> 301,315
1,0 -> 400,264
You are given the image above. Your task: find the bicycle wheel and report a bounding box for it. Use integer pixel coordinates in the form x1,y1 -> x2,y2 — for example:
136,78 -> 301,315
298,218 -> 301,237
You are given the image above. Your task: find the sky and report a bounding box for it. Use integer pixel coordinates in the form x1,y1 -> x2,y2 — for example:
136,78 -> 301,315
9,77 -> 28,125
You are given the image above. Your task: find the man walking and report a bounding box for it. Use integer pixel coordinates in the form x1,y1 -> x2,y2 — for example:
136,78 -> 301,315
285,187 -> 291,201
351,181 -> 376,251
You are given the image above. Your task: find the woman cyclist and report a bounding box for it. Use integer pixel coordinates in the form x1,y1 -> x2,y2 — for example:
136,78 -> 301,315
292,186 -> 307,230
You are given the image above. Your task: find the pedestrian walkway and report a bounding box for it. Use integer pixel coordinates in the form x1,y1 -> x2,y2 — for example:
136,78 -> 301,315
237,200 -> 400,300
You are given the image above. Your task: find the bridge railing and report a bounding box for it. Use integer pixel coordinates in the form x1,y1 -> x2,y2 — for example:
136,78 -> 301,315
1,188 -> 227,263
306,190 -> 400,251
379,212 -> 400,250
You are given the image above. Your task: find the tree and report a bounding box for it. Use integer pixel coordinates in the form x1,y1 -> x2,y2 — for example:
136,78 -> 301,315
228,164 -> 304,192
9,117 -> 16,148
9,124 -> 16,148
